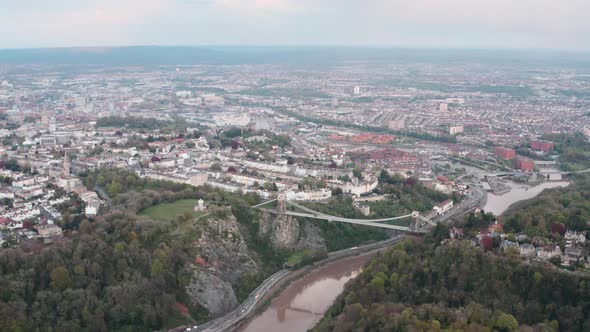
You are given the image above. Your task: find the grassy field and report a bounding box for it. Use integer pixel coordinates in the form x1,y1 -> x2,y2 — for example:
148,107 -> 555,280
140,199 -> 198,222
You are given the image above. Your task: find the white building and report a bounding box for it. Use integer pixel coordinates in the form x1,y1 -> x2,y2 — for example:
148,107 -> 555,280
434,199 -> 454,215
449,125 -> 464,135
336,178 -> 379,197
285,189 -> 332,201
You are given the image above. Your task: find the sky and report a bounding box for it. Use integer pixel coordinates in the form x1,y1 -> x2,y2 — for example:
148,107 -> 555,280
1,0 -> 589,51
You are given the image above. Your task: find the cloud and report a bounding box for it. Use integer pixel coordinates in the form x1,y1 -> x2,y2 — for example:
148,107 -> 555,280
14,0 -> 174,46
1,0 -> 589,50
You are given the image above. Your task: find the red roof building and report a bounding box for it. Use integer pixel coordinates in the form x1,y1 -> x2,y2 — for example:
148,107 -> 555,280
495,147 -> 516,160
517,158 -> 535,172
530,140 -> 555,152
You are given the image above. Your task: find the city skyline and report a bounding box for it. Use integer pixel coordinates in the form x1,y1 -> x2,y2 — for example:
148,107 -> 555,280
2,0 -> 590,51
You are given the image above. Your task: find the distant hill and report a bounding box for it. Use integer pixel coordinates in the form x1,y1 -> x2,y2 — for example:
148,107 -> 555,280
0,46 -> 589,68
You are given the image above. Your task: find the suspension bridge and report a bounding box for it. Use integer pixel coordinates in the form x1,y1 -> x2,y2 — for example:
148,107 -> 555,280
252,194 -> 436,233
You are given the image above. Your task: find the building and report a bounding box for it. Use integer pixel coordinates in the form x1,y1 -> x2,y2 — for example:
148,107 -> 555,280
337,178 -> 378,197
39,136 -> 57,146
57,177 -> 84,193
0,218 -> 22,230
79,191 -> 101,217
439,103 -> 448,112
445,98 -> 465,104
520,244 -> 536,257
495,147 -> 517,160
516,158 -> 535,172
353,201 -> 371,216
36,224 -> 62,238
530,140 -> 554,152
434,199 -> 453,215
353,86 -> 361,95
565,231 -> 586,245
449,125 -> 464,135
190,173 -> 208,187
41,206 -> 62,221
285,189 -> 332,201
562,246 -> 584,266
536,246 -> 561,260
388,119 -> 406,131
583,127 -> 590,139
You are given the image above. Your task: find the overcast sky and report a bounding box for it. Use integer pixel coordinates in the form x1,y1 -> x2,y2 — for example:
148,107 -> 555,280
2,0 -> 589,50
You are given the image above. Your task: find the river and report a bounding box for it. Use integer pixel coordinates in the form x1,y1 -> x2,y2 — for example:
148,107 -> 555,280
483,180 -> 569,215
435,161 -> 570,216
240,167 -> 568,331
240,252 -> 377,332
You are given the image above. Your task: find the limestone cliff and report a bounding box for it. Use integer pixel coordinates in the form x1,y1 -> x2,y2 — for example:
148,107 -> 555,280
258,211 -> 326,251
186,209 -> 258,316
186,270 -> 238,316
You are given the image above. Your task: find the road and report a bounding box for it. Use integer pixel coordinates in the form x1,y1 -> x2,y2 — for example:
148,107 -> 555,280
433,185 -> 486,224
187,235 -> 406,332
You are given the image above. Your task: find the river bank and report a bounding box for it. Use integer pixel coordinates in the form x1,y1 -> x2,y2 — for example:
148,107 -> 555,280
483,180 -> 569,215
237,244 -> 394,332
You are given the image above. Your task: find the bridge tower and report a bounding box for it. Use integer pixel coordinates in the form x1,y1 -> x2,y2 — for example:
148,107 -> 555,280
411,211 -> 420,232
277,193 -> 286,214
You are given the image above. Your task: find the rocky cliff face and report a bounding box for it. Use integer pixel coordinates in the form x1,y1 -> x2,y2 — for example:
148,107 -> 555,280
258,213 -> 300,250
258,211 -> 326,251
186,209 -> 327,317
186,270 -> 238,316
186,209 -> 258,316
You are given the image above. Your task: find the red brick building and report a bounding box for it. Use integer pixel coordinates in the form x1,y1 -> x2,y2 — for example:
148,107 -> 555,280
517,158 -> 535,172
495,147 -> 517,160
530,140 -> 555,152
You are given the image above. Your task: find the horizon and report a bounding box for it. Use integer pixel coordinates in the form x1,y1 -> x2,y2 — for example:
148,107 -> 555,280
1,44 -> 590,54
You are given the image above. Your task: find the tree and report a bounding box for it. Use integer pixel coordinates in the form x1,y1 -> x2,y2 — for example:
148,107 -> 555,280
332,187 -> 343,196
270,182 -> 279,192
50,267 -> 73,290
108,181 -> 123,197
352,168 -> 363,180
494,313 -> 518,331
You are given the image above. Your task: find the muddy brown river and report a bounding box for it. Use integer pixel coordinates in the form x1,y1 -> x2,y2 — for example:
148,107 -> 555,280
240,252 -> 378,332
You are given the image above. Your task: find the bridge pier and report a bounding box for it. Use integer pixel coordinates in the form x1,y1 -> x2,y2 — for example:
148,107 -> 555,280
411,211 -> 420,231
277,193 -> 286,214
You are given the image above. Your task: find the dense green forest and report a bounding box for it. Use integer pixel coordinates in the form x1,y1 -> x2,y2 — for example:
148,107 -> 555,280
501,174 -> 590,237
0,170 -> 212,331
542,133 -> 590,171
0,168 -> 450,331
315,236 -> 590,332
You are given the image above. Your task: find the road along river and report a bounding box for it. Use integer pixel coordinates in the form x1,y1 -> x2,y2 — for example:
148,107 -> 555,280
240,250 -> 382,332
